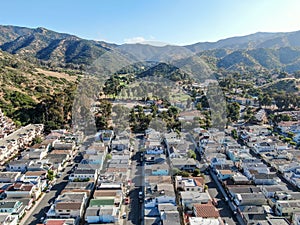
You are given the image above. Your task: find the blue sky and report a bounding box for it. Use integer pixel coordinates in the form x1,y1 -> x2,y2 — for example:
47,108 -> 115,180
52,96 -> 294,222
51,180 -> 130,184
1,0 -> 300,45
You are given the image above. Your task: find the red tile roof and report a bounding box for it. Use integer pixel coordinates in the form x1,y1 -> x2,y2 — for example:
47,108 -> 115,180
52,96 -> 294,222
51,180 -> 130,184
46,220 -> 66,225
193,177 -> 205,186
56,202 -> 82,210
25,171 -> 46,176
193,203 -> 220,218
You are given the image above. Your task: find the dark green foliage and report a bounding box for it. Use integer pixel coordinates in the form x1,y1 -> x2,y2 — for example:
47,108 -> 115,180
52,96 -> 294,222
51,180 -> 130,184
138,63 -> 190,82
231,129 -> 238,139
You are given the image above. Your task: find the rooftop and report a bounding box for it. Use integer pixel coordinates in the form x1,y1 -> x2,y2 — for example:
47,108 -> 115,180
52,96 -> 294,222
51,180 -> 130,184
89,199 -> 115,206
193,203 -> 220,218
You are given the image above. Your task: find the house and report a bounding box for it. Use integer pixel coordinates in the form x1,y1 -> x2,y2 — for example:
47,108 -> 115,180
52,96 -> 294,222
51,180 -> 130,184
0,200 -> 23,215
45,218 -> 76,225
189,217 -> 222,225
0,172 -> 21,183
23,170 -> 47,181
6,197 -> 34,211
252,173 -> 279,185
89,198 -> 120,208
233,193 -> 266,206
180,191 -> 211,210
85,206 -> 118,224
62,182 -> 95,198
226,147 -> 252,162
47,192 -> 87,219
175,176 -> 204,192
5,183 -> 41,200
145,176 -> 172,192
160,210 -> 180,225
0,214 -> 18,225
23,171 -> 47,191
227,185 -> 261,200
167,146 -> 180,158
278,121 -> 300,133
145,183 -> 176,208
275,199 -> 300,216
82,153 -> 104,168
46,154 -> 68,172
52,140 -> 75,151
254,109 -> 267,124
86,143 -> 108,155
6,160 -> 32,173
145,164 -> 169,176
278,162 -> 300,173
239,205 -> 267,225
93,190 -> 122,207
111,138 -> 130,151
69,169 -> 98,182
26,161 -> 49,172
231,173 -> 250,185
170,158 -> 198,172
261,185 -> 288,198
242,162 -> 270,179
146,146 -> 164,155
216,169 -> 235,181
253,141 -> 275,154
193,203 -> 220,218
293,212 -> 300,225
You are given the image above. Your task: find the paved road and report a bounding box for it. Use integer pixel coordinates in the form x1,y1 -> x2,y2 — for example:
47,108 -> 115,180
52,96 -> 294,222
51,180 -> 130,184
125,136 -> 144,225
208,170 -> 246,225
22,165 -> 73,225
205,174 -> 238,225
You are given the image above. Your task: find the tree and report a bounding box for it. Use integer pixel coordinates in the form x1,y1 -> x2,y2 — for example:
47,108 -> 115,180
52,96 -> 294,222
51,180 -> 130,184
105,154 -> 112,160
187,150 -> 196,159
192,168 -> 200,177
47,170 -> 54,181
32,136 -> 43,145
259,94 -> 272,108
231,129 -> 238,139
180,171 -> 190,177
227,102 -> 240,123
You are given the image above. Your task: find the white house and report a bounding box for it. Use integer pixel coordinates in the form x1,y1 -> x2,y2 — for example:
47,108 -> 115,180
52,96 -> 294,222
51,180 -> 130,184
69,169 -> 98,182
47,192 -> 87,219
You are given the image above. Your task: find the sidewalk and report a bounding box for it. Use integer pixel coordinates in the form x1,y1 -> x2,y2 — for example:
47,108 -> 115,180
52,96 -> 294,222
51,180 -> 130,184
209,170 -> 245,225
19,192 -> 46,225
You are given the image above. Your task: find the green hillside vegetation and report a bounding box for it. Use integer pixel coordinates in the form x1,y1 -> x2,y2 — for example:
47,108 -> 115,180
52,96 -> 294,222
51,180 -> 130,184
0,50 -> 78,132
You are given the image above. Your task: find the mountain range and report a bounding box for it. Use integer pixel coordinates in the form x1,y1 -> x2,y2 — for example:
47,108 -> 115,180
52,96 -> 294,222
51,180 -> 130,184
1,25 -> 300,72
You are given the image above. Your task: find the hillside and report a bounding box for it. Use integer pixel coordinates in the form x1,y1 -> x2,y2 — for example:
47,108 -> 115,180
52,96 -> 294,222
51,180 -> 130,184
2,25 -> 300,73
0,25 -> 115,66
186,30 -> 300,51
0,49 -> 78,131
198,47 -> 300,73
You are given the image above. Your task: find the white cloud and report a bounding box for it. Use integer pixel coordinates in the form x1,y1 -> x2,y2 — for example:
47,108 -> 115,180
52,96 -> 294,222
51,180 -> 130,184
124,36 -> 169,46
124,36 -> 146,44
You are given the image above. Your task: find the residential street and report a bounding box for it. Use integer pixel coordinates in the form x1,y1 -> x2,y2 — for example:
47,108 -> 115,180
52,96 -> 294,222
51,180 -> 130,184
21,166 -> 72,225
125,136 -> 144,225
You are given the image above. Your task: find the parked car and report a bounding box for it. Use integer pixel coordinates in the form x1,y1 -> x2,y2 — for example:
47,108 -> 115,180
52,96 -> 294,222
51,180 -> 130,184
138,191 -> 143,199
122,212 -> 127,219
40,217 -> 45,223
125,197 -> 130,205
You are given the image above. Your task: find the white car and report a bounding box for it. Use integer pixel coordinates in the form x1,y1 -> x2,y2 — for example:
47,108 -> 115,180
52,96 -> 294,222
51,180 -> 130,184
122,212 -> 126,219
